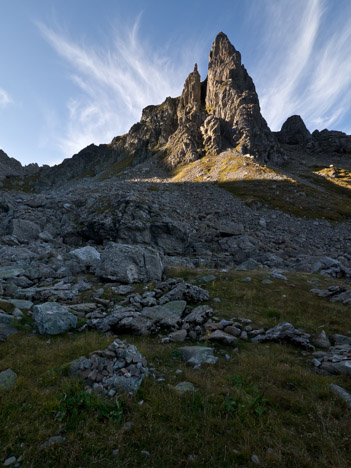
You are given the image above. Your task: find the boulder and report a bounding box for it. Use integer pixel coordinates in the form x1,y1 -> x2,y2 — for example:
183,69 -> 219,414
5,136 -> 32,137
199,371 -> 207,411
180,346 -> 218,366
218,221 -> 244,237
333,334 -> 351,346
141,301 -> 186,329
174,381 -> 195,394
32,302 -> 77,334
70,246 -> 101,265
329,384 -> 351,410
10,219 -> 41,242
95,243 -> 163,283
183,305 -> 214,325
0,323 -> 18,341
208,330 -> 238,346
169,329 -> 187,342
0,368 -> 17,391
159,282 -> 209,304
0,267 -> 25,280
312,330 -> 331,349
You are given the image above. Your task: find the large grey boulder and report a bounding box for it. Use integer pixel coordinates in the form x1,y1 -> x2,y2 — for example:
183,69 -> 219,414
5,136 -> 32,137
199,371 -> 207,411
70,246 -> 101,265
141,300 -> 186,329
95,243 -> 163,283
32,302 -> 77,334
10,219 -> 41,242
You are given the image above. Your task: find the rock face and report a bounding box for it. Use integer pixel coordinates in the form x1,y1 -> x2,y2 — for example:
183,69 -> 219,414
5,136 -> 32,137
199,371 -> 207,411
276,115 -> 351,154
0,149 -> 22,177
164,64 -> 203,169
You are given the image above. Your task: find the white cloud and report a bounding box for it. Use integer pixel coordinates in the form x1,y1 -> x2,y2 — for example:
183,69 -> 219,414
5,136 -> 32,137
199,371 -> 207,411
37,18 -> 200,160
253,0 -> 351,133
0,88 -> 12,107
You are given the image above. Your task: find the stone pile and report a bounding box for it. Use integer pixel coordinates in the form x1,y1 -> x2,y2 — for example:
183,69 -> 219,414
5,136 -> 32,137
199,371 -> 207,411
251,322 -> 315,351
70,338 -> 148,396
86,279 -> 211,338
310,285 -> 351,305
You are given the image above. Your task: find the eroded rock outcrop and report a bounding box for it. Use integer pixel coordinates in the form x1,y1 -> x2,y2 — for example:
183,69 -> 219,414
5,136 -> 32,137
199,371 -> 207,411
7,32 -> 287,189
203,33 -> 285,164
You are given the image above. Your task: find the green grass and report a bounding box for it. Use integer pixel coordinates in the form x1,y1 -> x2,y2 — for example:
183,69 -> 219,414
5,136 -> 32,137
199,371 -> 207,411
1,270 -> 351,467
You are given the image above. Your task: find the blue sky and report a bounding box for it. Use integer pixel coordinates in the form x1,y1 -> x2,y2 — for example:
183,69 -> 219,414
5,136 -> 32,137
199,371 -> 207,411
1,0 -> 351,166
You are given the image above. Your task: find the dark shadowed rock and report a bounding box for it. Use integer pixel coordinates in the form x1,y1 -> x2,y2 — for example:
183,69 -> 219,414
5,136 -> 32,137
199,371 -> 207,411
277,115 -> 311,145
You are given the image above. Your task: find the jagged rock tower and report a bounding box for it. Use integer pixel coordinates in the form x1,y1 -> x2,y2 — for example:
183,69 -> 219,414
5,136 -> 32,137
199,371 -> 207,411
164,32 -> 285,168
20,33 -> 286,189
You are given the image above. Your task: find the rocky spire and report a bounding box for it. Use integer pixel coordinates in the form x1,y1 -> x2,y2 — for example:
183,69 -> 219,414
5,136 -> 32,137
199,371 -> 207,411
164,64 -> 203,169
203,32 -> 285,164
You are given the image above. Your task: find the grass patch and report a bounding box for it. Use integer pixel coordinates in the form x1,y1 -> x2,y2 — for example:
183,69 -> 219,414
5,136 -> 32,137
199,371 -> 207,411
1,269 -> 351,467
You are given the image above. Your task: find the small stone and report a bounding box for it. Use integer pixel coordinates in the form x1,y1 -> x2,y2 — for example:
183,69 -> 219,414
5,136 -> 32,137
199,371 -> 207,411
262,279 -> 273,284
40,435 -> 66,450
112,449 -> 119,456
174,381 -> 195,394
0,369 -> 17,391
141,450 -> 150,457
175,369 -> 183,374
3,456 -> 17,466
241,277 -> 252,282
251,454 -> 260,465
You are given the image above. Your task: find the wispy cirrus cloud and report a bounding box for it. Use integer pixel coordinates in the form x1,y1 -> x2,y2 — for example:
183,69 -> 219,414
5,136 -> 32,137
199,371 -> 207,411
0,87 -> 12,107
37,18 -> 200,159
254,0 -> 351,132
